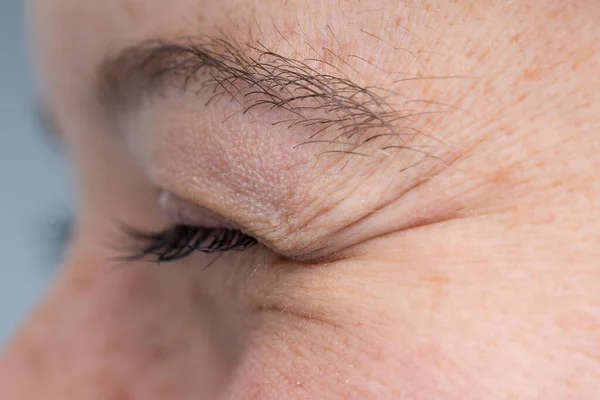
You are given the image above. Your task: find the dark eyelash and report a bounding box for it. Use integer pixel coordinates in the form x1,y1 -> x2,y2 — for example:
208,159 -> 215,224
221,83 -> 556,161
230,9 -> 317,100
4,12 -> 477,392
121,225 -> 257,263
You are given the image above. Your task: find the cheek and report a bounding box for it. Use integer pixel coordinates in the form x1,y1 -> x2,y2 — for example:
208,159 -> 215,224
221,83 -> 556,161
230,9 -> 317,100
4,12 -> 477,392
225,317 -> 404,400
0,238 -> 416,399
0,243 -> 240,399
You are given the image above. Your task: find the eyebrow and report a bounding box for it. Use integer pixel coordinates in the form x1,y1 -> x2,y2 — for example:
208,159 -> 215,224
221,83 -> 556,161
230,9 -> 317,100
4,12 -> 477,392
96,35 -> 421,149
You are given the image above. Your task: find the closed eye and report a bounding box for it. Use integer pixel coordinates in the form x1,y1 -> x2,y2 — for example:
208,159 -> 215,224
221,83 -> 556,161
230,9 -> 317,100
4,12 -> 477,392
119,224 -> 257,264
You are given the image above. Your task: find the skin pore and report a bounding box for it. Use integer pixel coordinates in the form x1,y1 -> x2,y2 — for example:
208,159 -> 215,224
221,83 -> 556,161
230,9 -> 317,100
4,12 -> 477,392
1,0 -> 599,398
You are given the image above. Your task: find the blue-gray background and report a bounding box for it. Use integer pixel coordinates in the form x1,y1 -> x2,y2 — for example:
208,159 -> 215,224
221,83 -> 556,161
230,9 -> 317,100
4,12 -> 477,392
0,0 -> 73,343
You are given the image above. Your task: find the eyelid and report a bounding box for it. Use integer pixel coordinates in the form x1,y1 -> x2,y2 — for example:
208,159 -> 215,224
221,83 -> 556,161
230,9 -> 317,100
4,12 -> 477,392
158,191 -> 239,230
118,224 -> 258,263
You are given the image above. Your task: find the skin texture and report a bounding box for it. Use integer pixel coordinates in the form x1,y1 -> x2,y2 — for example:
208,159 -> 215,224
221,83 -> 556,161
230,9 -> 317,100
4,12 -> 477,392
1,0 -> 600,398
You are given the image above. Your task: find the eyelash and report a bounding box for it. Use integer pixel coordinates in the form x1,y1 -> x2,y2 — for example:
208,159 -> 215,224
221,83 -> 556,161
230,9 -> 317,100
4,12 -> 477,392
121,225 -> 257,263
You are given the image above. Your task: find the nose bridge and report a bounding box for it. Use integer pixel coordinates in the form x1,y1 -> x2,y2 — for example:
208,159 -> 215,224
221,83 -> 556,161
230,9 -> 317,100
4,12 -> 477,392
0,253 -> 235,399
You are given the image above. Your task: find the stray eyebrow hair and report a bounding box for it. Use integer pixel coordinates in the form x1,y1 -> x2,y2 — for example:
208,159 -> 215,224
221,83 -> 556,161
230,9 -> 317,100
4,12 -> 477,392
97,34 -> 439,153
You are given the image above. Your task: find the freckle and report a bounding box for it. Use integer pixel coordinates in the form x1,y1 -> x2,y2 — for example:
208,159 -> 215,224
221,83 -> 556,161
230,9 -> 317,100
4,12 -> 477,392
488,167 -> 512,186
122,0 -> 145,19
479,47 -> 490,59
523,66 -> 542,81
424,273 -> 450,285
572,44 -> 594,69
499,124 -> 513,135
148,345 -> 169,363
509,33 -> 522,43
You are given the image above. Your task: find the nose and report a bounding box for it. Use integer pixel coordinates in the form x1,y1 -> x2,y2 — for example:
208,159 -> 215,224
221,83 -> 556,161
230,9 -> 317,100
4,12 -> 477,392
0,244 -> 237,399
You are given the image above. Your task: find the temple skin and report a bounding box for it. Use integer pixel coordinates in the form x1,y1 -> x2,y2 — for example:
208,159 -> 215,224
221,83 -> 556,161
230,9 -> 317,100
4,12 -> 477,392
0,0 -> 599,399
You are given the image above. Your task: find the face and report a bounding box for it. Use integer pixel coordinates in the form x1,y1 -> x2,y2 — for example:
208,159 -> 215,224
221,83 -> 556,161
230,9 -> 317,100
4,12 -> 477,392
2,0 -> 599,398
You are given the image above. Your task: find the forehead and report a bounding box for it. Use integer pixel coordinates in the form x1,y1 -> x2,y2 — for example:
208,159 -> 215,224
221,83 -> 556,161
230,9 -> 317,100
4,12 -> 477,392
32,0 -> 220,115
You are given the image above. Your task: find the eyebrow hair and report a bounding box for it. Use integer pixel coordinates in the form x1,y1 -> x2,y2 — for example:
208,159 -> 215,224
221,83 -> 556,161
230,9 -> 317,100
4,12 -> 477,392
96,35 -> 433,153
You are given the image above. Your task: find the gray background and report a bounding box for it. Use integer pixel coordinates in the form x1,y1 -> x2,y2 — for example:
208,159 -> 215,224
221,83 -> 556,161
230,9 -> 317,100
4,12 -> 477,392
0,0 -> 72,343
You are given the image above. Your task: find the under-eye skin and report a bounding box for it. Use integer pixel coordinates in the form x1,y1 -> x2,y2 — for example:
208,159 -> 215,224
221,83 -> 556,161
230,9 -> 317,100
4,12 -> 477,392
120,224 -> 258,263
